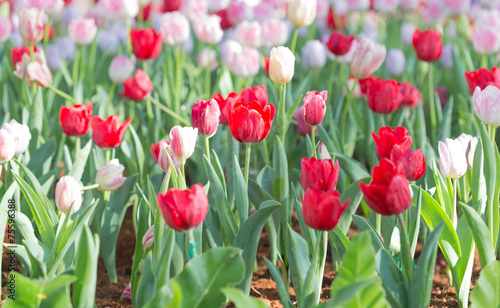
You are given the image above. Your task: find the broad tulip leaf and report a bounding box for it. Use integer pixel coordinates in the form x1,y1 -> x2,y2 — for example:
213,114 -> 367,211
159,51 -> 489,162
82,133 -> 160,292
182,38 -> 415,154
221,287 -> 268,308
231,154 -> 249,225
352,215 -> 388,252
470,261 -> 500,308
27,137 -> 56,177
136,252 -> 157,308
286,225 -> 311,302
73,226 -> 99,308
67,140 -> 92,181
374,249 -> 406,308
263,257 -> 294,308
335,154 -> 370,182
460,204 -> 495,267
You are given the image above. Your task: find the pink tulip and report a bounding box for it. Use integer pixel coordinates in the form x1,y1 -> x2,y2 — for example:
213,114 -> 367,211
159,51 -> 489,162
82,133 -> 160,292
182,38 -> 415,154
97,0 -> 139,19
473,28 -> 500,55
95,159 -> 126,191
234,20 -> 262,48
439,138 -> 467,179
181,0 -> 208,22
142,226 -> 154,249
220,39 -> 242,67
442,0 -> 471,16
0,129 -> 16,163
55,176 -> 82,214
193,14 -> 223,45
44,0 -> 64,16
372,0 -> 399,12
108,55 -> 135,84
196,48 -> 218,71
157,141 -> 181,172
160,12 -> 190,46
346,0 -> 370,11
169,126 -> 198,162
191,98 -> 221,138
18,8 -> 45,44
68,18 -> 97,45
293,106 -> 316,136
350,38 -> 386,79
261,18 -> 288,48
0,18 -> 12,43
13,49 -> 53,88
473,86 -> 500,127
400,0 -> 419,11
304,90 -> 327,126
301,40 -> 327,70
229,47 -> 260,78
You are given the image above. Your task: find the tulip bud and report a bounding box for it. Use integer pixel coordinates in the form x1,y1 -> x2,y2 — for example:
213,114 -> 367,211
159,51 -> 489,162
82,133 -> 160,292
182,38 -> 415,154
68,18 -> 97,46
438,138 -> 467,179
302,188 -> 348,231
293,106 -> 316,137
142,225 -> 154,249
18,8 -> 45,44
473,27 -> 500,55
220,39 -> 242,67
372,126 -> 413,159
55,176 -> 82,214
109,55 -> 135,84
228,101 -> 276,143
120,69 -> 153,101
473,86 -> 500,127
59,102 -> 93,137
160,12 -> 190,46
365,78 -> 403,114
96,159 -> 126,191
303,90 -> 327,126
194,14 -> 223,45
130,28 -> 162,60
288,0 -> 317,28
317,142 -> 331,160
92,115 -> 132,149
191,99 -> 221,138
269,46 -> 295,85
169,126 -> 198,162
386,49 -> 406,77
301,157 -> 340,191
440,43 -> 453,69
390,148 -> 426,181
350,38 -> 386,79
301,40 -> 327,71
0,129 -> 16,163
326,31 -> 354,56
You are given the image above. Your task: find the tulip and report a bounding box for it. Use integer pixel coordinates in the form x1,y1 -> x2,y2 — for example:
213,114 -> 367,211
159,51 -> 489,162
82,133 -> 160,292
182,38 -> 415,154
13,49 -> 53,88
142,225 -> 154,249
97,30 -> 120,54
345,76 -> 362,98
193,15 -> 223,45
98,0 -> 140,19
473,27 -> 500,55
269,46 -> 295,85
365,78 -> 403,114
288,0 -> 317,28
350,38 -> 386,79
229,47 -> 260,78
302,188 -> 348,231
442,0 -> 471,15
400,22 -> 416,46
91,115 -> 132,149
400,0 -> 419,10
399,82 -> 423,108
301,157 -> 339,191
472,86 -> 500,127
160,12 -> 190,46
55,176 -> 82,214
152,140 -> 181,172
372,0 -> 399,12
234,20 -> 262,48
196,48 -> 218,71
120,69 -> 153,101
56,37 -> 77,61
301,40 -> 327,70
326,31 -> 354,56
157,184 -> 209,232
11,46 -> 37,68
226,1 -> 246,25
390,148 -> 426,181
303,90 -> 327,126
439,138 -> 467,179
261,18 -> 288,48
214,8 -> 234,29
164,0 -> 182,12
240,85 -> 268,107
46,44 -> 61,71
130,28 -> 162,61
211,92 -> 240,126
1,120 -> 31,155
435,86 -> 449,107
220,39 -> 242,67
122,284 -> 132,302
412,29 -> 443,62
95,159 -> 126,191
68,18 -> 97,45
191,99 -> 221,138
44,0 -> 65,16
420,2 -> 446,25
372,126 -> 413,159
360,159 -> 413,216
59,102 -> 93,137
18,8 -> 45,44
169,126 -> 198,162
228,101 -> 276,143
108,55 -> 135,84
317,142 -> 332,160
0,129 -> 16,163
0,17 -> 11,43
466,137 -> 479,169
181,0 -> 208,22
456,133 -> 475,152
464,67 -> 500,95
386,48 -> 406,77
293,106 -> 316,137
440,43 -> 453,69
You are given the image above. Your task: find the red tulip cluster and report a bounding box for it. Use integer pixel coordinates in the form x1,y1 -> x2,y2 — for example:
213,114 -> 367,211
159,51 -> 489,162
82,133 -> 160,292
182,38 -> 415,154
301,157 -> 349,231
360,127 -> 426,216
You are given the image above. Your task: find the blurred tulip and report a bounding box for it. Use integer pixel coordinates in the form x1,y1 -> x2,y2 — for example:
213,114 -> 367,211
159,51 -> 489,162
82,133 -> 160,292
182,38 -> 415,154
466,137 -> 479,169
0,17 -> 11,43
214,8 -> 234,29
435,86 -> 449,106
220,39 -> 242,66
191,99 -> 221,138
390,148 -> 426,181
473,27 -> 500,55
456,133 -> 474,152
421,2 -> 446,25
439,138 -> 467,178
194,14 -> 223,45
1,120 -> 31,156
473,86 -> 500,127
344,0 -> 370,11
372,126 -> 412,159
240,85 -> 268,107
360,158 -> 412,216
11,46 -> 36,67
211,92 -> 240,125
57,37 -> 77,61
293,106 -> 316,136
326,7 -> 346,31
55,176 -> 82,214
169,126 -> 198,161
301,40 -> 327,70
400,0 -> 419,11
399,81 -> 422,108
97,30 -> 120,54
234,20 -> 262,48
372,0 -> 399,12
345,76 -> 362,98
288,0 -> 317,28
412,29 -> 443,62
160,12 -> 190,46
440,43 -> 453,69
130,28 -> 162,60
196,48 -> 218,71
261,18 -> 288,48
301,157 -> 339,191
59,102 -> 93,137
400,22 -> 415,46
45,44 -> 61,71
13,49 -> 52,88
96,159 -> 126,191
442,0 -> 471,16
228,101 -> 275,143
44,0 -> 64,16
464,67 -> 500,95
229,47 -> 260,78
269,46 -> 295,84
350,38 -> 386,79
108,55 -> 135,84
303,90 -> 327,126
92,115 -> 132,149
157,140 -> 181,171
98,0 -> 139,19
317,142 -> 331,159
181,0 -> 208,22
142,226 -> 154,249
326,31 -> 354,56
164,0 -> 182,12
122,284 -> 132,302
386,48 -> 405,76
18,8 -> 45,44
68,18 -> 97,45
0,129 -> 16,163
120,69 -> 152,101
365,78 -> 403,114
302,188 -> 348,231
263,57 -> 270,76
157,184 -> 209,232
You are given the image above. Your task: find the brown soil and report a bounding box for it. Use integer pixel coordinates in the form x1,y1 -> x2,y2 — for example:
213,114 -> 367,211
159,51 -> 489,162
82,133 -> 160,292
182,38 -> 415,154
1,208 -> 482,307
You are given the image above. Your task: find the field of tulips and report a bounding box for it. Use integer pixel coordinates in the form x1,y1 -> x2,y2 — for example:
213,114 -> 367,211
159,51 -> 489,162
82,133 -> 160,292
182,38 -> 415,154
1,0 -> 500,307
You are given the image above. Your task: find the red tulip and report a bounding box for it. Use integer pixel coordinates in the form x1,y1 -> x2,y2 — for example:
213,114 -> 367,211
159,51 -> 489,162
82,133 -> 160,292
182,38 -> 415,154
214,8 -> 234,29
358,76 -> 373,96
130,28 -> 162,60
11,45 -> 38,67
464,67 -> 500,95
359,158 -> 412,216
326,31 -> 354,56
163,0 -> 182,12
157,184 -> 209,232
120,69 -> 153,101
240,85 -> 268,107
302,188 -> 349,231
91,115 -> 132,149
263,57 -> 270,77
293,106 -> 316,137
412,29 -> 443,62
390,148 -> 426,181
228,100 -> 275,143
326,7 -> 346,31
303,90 -> 327,126
211,92 -> 240,126
59,102 -> 93,136
138,3 -> 152,22
191,98 -> 221,138
372,126 -> 412,159
301,157 -> 339,192
400,81 -> 423,108
150,139 -> 169,163
365,78 -> 403,114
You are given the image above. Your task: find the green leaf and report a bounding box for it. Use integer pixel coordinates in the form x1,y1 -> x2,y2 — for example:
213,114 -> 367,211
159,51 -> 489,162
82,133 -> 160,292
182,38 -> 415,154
337,178 -> 370,233
136,251 -> 157,308
263,257 -> 294,308
129,125 -> 145,182
336,154 -> 370,182
232,154 -> 249,225
233,201 -> 280,293
221,287 -> 267,308
470,261 -> 500,308
272,137 -> 289,208
374,249 -> 406,308
437,99 -> 453,142
284,95 -> 303,137
68,140 -> 92,181
27,137 -> 56,177
460,204 -> 495,267
286,224 -> 310,302
73,226 -> 99,308
352,215 -> 388,252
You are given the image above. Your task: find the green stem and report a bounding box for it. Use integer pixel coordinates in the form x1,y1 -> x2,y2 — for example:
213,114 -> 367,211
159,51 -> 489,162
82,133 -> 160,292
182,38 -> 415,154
72,46 -> 80,87
149,96 -> 190,125
290,27 -> 299,54
188,229 -> 197,259
262,139 -> 271,166
311,126 -> 317,158
106,83 -> 117,114
489,125 -> 497,145
244,143 -> 252,187
103,150 -> 111,202
126,19 -> 132,57
205,137 -> 211,162
397,213 -> 414,281
88,39 -> 97,88
481,54 -> 488,68
81,183 -> 100,191
312,231 -> 327,303
47,85 -> 77,105
452,178 -> 457,229
181,161 -> 186,188
160,169 -> 171,194
43,16 -> 51,52
175,45 -> 182,114
75,136 -> 81,156
205,45 -> 212,98
277,83 -> 287,145
375,213 -> 381,236
428,64 -> 437,140
29,45 -> 36,95
339,77 -> 358,149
